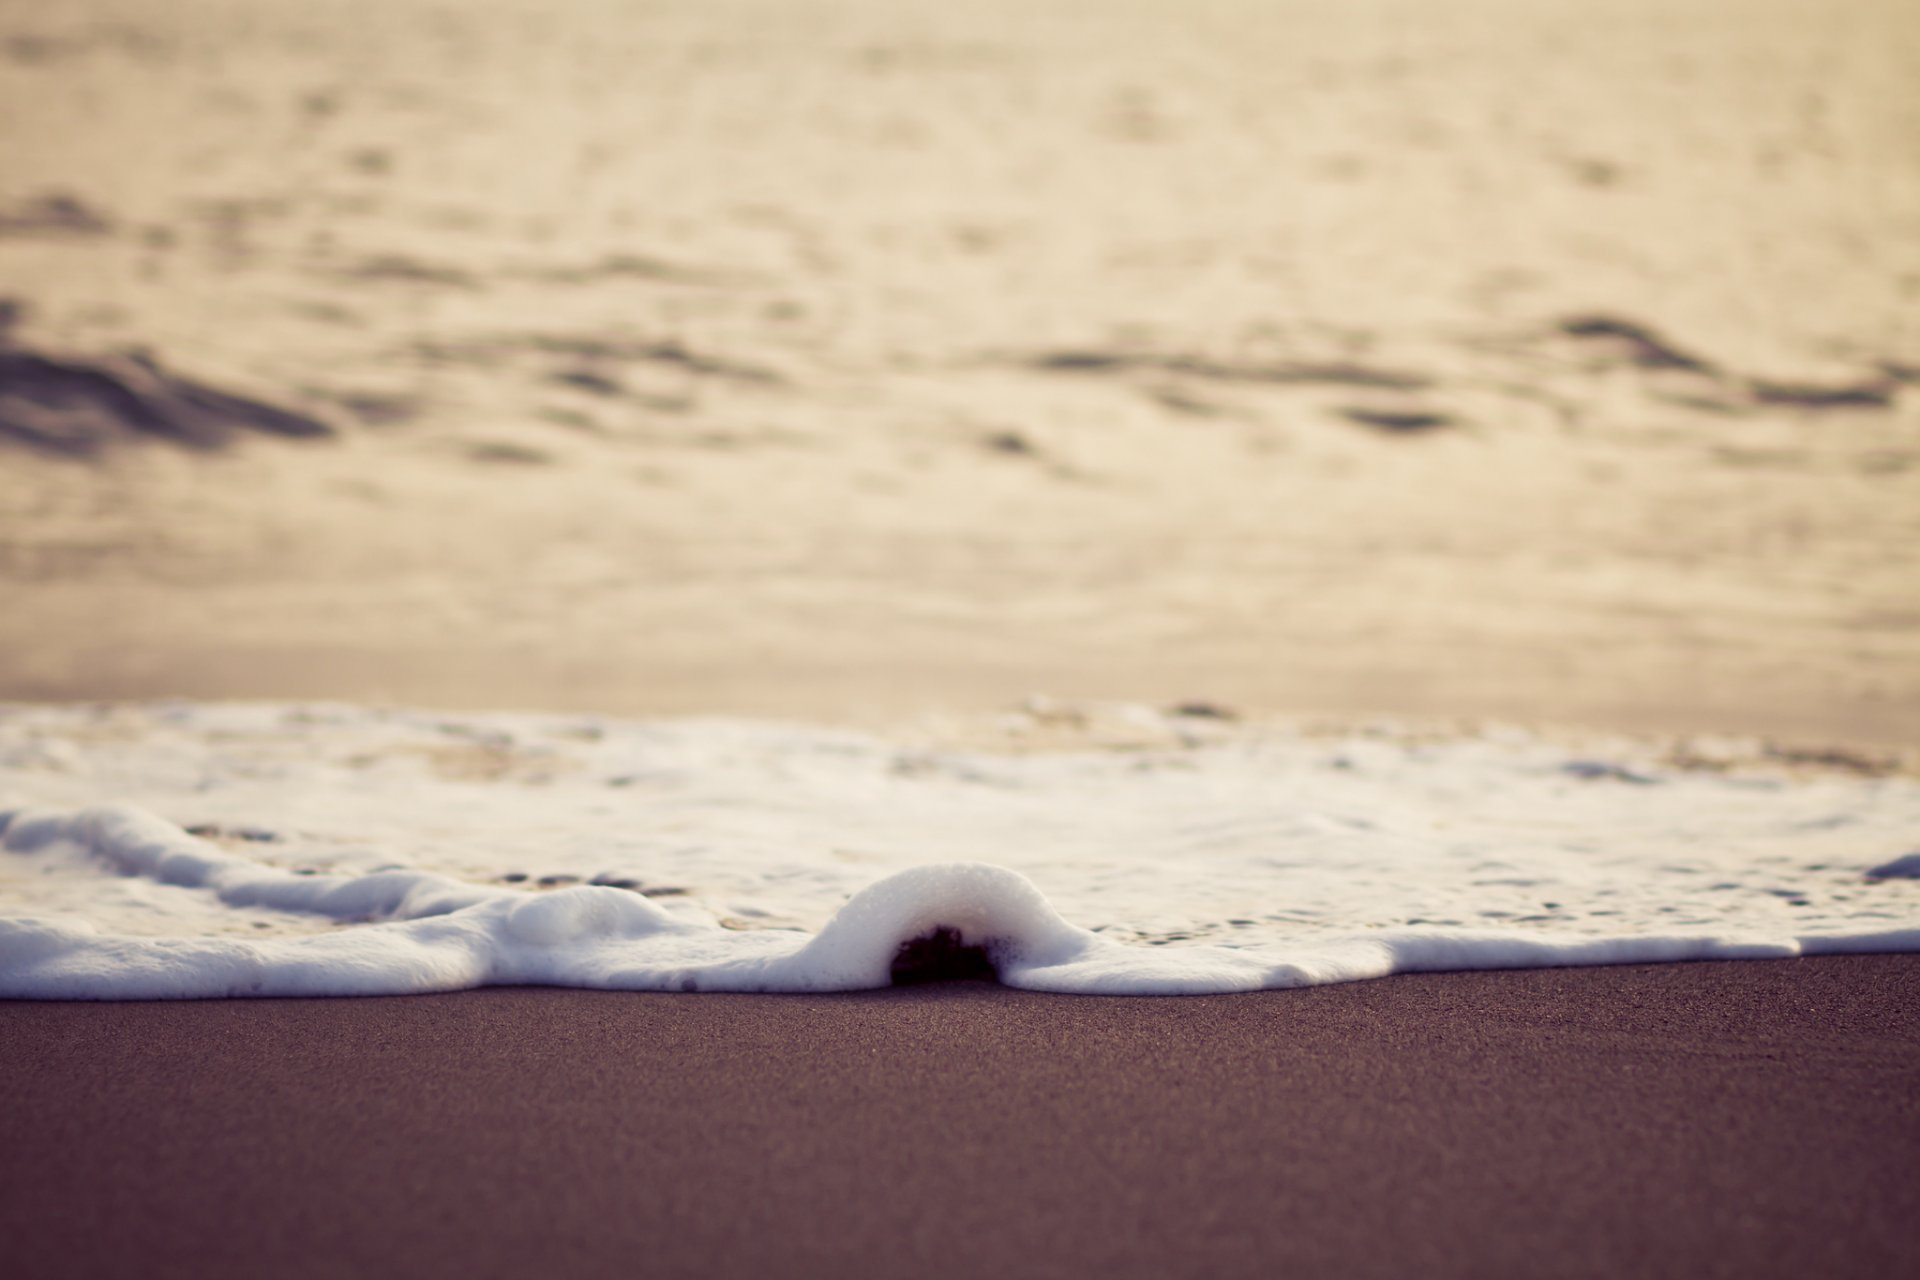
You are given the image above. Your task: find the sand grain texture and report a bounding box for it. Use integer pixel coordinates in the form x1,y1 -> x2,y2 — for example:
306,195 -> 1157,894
4,957 -> 1918,1280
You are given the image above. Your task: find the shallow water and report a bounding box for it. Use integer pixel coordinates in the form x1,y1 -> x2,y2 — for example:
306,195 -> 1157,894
2,701 -> 1916,997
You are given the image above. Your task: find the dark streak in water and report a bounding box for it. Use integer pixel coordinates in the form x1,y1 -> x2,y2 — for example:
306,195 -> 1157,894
1030,349 -> 1430,391
1746,378 -> 1895,410
415,333 -> 781,385
0,192 -> 114,238
520,254 -> 754,288
1559,314 -> 1901,413
1339,406 -> 1452,433
1559,315 -> 1714,373
0,346 -> 333,455
334,255 -> 479,290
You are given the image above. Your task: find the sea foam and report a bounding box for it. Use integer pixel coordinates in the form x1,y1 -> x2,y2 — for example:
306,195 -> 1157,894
7,803 -> 1903,1000
2,703 -> 1917,998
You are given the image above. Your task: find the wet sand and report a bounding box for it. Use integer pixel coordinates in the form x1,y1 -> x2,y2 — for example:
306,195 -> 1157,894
5,956 -> 1917,1279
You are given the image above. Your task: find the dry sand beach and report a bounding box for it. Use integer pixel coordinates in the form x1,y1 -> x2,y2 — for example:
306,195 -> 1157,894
3,0 -> 1919,1275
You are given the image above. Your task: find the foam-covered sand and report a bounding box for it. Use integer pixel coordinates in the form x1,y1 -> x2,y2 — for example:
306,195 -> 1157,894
5,702 -> 1916,998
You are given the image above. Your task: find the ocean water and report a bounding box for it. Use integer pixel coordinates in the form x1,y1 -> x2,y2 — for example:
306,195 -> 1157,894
2,702 -> 1916,998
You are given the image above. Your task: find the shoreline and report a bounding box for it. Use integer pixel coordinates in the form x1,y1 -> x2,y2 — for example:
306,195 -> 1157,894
6,956 -> 1918,1279
4,638 -> 1916,753
3,689 -> 1912,775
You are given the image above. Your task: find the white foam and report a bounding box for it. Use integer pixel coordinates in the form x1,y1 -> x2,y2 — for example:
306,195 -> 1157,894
2,704 -> 1918,998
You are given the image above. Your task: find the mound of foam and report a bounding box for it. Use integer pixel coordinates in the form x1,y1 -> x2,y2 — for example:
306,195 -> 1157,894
4,805 -> 1918,1000
3,806 -> 492,923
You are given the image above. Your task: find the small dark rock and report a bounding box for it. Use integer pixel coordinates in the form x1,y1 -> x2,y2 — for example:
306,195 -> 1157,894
890,926 -> 999,985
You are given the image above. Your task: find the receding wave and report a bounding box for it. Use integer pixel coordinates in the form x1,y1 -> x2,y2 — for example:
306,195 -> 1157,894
5,805 -> 1917,1000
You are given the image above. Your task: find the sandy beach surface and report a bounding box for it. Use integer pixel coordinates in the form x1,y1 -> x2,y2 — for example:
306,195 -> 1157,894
5,956 -> 1918,1279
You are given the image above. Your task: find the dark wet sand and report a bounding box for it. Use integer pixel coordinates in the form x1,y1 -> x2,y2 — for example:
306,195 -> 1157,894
4,957 -> 1918,1280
